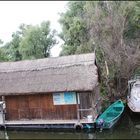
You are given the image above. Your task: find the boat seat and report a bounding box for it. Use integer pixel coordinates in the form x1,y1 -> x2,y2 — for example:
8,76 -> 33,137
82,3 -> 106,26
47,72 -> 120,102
106,112 -> 119,117
113,107 -> 122,111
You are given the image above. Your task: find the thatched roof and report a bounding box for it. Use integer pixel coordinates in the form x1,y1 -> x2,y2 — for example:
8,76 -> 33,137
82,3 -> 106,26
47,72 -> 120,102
0,53 -> 98,95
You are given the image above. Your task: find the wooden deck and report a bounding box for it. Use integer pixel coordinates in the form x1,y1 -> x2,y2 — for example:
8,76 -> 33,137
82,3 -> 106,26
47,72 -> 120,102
5,119 -> 94,124
4,119 -> 95,130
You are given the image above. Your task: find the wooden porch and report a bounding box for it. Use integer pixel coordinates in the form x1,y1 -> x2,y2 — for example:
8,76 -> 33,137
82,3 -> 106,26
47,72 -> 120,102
4,119 -> 96,130
5,119 -> 95,124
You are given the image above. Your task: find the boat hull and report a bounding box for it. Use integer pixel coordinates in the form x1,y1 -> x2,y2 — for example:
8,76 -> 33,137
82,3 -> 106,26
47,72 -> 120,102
127,98 -> 140,113
95,100 -> 124,129
127,76 -> 140,113
101,115 -> 120,129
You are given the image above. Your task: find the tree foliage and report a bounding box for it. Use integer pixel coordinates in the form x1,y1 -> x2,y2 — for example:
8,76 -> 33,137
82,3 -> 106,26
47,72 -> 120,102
0,49 -> 9,62
0,21 -> 57,62
19,21 -> 57,60
0,39 -> 9,61
59,1 -> 93,56
59,1 -> 140,101
8,32 -> 22,61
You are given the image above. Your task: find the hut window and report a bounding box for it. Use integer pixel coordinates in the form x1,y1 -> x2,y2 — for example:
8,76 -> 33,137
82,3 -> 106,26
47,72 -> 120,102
53,92 -> 78,105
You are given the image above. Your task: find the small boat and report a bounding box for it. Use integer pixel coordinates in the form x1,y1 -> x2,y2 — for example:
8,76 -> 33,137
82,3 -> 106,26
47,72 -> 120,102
95,100 -> 124,129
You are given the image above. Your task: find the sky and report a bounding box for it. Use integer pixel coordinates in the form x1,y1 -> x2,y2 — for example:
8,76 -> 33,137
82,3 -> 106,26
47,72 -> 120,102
0,1 -> 68,57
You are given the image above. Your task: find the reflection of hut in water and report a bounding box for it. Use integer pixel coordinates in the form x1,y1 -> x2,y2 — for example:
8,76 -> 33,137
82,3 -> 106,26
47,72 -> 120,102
0,53 -> 102,129
0,130 -> 5,139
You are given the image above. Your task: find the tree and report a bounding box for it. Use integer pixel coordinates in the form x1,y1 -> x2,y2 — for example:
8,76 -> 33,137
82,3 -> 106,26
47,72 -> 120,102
0,39 -> 9,61
0,47 -> 9,62
8,32 -> 22,61
59,1 -> 140,101
59,1 -> 93,56
1,25 -> 26,62
19,21 -> 57,60
0,49 -> 7,62
84,1 -> 140,100
1,21 -> 57,61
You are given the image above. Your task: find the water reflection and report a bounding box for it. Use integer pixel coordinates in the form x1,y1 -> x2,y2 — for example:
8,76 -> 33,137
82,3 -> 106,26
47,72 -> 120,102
1,108 -> 140,139
0,130 -> 5,139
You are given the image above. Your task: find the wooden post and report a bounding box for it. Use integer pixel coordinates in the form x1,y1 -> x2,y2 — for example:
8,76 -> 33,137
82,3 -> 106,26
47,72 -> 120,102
1,96 -> 5,124
2,96 -> 5,102
76,93 -> 80,122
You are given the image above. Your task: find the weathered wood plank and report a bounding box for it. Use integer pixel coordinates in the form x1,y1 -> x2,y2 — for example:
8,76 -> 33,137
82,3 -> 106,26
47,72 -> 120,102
5,119 -> 95,125
5,94 -> 77,120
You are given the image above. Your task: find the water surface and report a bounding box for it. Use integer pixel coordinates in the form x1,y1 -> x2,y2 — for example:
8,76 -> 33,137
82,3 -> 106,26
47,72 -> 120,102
1,108 -> 140,139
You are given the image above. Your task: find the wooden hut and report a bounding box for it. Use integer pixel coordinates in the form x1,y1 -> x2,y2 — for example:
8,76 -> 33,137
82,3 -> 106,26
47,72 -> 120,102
0,53 -> 101,129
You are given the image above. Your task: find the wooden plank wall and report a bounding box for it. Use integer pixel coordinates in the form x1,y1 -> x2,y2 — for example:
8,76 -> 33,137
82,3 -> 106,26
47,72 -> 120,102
5,94 -> 77,120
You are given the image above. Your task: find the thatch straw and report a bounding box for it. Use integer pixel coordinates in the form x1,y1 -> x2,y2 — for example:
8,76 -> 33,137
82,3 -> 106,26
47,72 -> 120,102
0,53 -> 98,95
